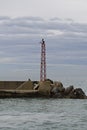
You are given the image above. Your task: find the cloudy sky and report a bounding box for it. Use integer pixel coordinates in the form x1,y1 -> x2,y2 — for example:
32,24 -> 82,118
0,0 -> 87,83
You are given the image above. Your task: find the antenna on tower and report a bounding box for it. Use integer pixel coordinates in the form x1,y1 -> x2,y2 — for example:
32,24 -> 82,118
40,39 -> 46,81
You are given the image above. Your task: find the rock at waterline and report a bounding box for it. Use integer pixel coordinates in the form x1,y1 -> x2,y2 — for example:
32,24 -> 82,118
37,80 -> 87,99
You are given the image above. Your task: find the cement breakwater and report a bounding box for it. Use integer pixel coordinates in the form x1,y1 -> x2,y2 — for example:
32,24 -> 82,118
0,80 -> 86,99
0,81 -> 40,98
0,81 -> 24,90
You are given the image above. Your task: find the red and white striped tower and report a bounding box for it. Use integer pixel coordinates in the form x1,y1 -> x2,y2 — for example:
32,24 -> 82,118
40,39 -> 46,81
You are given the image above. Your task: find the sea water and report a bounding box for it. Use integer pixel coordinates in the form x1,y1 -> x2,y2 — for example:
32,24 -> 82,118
0,98 -> 87,130
0,79 -> 87,130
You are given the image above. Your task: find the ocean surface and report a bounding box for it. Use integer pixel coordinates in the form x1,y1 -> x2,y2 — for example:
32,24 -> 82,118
0,98 -> 87,130
0,79 -> 87,130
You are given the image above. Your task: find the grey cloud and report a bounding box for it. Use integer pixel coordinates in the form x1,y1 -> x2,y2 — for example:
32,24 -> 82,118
65,18 -> 74,22
0,16 -> 87,37
50,17 -> 62,21
0,16 -> 10,20
14,16 -> 44,21
0,16 -> 87,67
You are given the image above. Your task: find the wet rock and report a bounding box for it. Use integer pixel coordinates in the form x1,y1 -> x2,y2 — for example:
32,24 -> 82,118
50,87 -> 63,98
50,87 -> 59,94
50,82 -> 87,99
69,88 -> 87,99
51,81 -> 65,92
50,81 -> 65,98
52,92 -> 63,98
45,79 -> 53,84
64,85 -> 74,95
33,80 -> 87,99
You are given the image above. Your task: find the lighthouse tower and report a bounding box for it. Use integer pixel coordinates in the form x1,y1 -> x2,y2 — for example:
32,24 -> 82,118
40,39 -> 46,81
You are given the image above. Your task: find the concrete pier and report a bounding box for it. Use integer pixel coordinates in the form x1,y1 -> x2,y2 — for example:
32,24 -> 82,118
0,80 -> 86,99
0,89 -> 39,98
0,81 -> 25,90
0,81 -> 39,98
